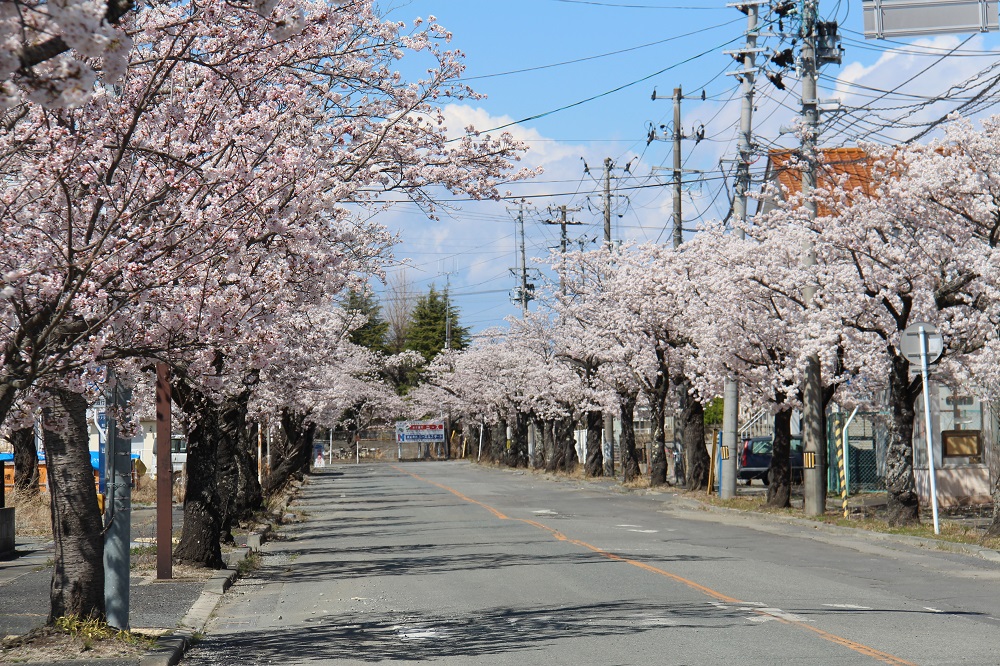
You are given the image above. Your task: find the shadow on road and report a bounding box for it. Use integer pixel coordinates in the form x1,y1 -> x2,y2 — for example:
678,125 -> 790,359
189,599 -> 746,663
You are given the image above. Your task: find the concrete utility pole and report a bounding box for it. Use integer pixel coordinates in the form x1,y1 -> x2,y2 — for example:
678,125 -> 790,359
510,205 -> 533,316
602,158 -> 616,476
544,205 -> 582,297
603,158 -> 614,251
672,87 -> 684,249
800,0 -> 825,516
104,369 -> 133,630
155,363 -> 172,580
720,1 -> 761,500
444,270 -> 454,350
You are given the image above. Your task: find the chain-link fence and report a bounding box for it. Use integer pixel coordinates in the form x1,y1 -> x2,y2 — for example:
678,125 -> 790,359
827,411 -> 887,495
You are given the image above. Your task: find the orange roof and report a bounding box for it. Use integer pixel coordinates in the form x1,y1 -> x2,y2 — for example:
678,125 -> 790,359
767,147 -> 875,201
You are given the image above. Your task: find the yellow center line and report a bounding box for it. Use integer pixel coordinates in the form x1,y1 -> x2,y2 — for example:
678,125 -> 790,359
392,465 -> 918,666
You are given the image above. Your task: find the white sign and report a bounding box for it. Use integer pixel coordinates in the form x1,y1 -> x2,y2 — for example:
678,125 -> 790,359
864,0 -> 999,39
395,420 -> 446,443
901,321 -> 943,367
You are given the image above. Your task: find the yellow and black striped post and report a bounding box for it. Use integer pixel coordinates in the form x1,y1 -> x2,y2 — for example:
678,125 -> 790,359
834,423 -> 848,518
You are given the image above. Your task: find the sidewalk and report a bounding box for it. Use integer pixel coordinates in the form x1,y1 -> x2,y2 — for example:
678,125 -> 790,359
0,502 -> 281,666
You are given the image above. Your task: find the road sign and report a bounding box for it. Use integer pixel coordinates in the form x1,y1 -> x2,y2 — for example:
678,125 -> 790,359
395,420 -> 446,443
901,322 -> 943,367
863,0 -> 999,39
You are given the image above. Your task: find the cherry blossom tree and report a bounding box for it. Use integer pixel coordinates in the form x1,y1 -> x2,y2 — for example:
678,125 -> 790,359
0,0 -> 535,618
750,125 -> 1000,525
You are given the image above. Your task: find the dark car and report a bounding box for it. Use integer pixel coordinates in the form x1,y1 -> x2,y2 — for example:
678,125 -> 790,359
738,435 -> 804,485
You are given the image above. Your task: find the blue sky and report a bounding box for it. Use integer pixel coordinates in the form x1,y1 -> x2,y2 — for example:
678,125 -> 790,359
374,1 -> 1000,333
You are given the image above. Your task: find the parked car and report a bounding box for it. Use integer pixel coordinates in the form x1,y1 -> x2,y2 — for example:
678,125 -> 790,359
738,435 -> 804,485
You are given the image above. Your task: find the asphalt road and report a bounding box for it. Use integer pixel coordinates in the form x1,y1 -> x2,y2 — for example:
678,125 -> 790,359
183,462 -> 1000,665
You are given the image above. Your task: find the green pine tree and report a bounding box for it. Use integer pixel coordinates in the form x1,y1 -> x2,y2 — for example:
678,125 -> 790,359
405,285 -> 470,362
343,289 -> 389,353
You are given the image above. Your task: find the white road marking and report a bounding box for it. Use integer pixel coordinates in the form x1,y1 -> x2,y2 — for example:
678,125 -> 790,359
616,524 -> 641,528
823,604 -> 872,610
532,509 -> 557,515
924,607 -> 945,613
757,607 -> 811,623
628,529 -> 659,534
748,616 -> 777,623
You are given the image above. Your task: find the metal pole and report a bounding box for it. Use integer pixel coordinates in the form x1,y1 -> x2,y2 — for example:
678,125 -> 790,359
800,0 -> 825,516
919,326 -> 941,534
842,405 -> 859,497
104,369 -> 132,630
721,0 -> 758,501
155,362 -> 172,581
478,421 -> 484,462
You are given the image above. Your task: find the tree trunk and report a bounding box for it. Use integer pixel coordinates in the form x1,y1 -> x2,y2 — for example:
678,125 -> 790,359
172,378 -> 225,569
620,393 -> 640,483
542,420 -> 556,470
489,422 -> 506,463
585,410 -> 603,477
680,382 -> 709,491
766,408 -> 793,508
885,353 -> 921,526
645,348 -> 670,486
264,410 -> 315,495
504,413 -> 528,468
12,427 -> 39,497
214,393 -> 262,545
42,386 -> 105,622
649,398 -> 668,486
547,417 -> 576,473
532,417 -> 546,469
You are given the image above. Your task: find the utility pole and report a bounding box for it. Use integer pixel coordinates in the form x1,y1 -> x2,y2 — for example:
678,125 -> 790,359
104,369 -> 132,630
603,158 -> 613,251
519,208 -> 529,316
443,270 -> 455,350
601,159 -> 617,476
155,363 -> 172,580
720,1 -> 761,500
509,205 -> 534,316
800,0 -> 825,516
544,205 -> 582,297
672,87 -> 684,249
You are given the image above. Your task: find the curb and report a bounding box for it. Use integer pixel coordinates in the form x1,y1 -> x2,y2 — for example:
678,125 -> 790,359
139,485 -> 298,666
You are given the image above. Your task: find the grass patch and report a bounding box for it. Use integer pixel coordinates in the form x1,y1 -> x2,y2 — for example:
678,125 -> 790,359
694,489 -> 1000,550
622,476 -> 652,490
236,551 -> 262,577
6,488 -> 52,537
131,480 -> 157,505
129,544 -> 157,570
813,513 -> 1000,550
51,615 -> 153,651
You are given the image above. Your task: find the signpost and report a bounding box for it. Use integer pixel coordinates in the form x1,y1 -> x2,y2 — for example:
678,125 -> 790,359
395,421 -> 446,460
901,321 -> 944,535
